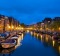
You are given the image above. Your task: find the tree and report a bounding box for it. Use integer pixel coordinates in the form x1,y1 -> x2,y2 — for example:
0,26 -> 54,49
20,23 -> 26,28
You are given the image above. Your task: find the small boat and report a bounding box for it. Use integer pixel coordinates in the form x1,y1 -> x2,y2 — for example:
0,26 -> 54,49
1,39 -> 16,49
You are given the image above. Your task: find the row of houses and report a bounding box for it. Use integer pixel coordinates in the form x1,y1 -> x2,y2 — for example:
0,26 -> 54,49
0,15 -> 21,33
41,17 -> 60,31
29,17 -> 60,32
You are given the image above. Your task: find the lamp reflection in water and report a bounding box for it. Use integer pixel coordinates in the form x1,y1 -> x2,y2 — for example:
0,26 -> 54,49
40,34 -> 43,41
30,32 -> 60,55
45,35 -> 49,42
36,33 -> 40,39
34,32 -> 36,37
52,40 -> 55,47
15,34 -> 24,48
27,30 -> 29,33
59,46 -> 60,54
37,34 -> 39,37
30,32 -> 33,35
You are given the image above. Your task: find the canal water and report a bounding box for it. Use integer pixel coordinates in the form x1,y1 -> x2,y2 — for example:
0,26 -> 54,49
0,32 -> 60,56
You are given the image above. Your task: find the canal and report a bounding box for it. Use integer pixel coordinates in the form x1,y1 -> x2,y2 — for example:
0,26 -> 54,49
0,32 -> 60,56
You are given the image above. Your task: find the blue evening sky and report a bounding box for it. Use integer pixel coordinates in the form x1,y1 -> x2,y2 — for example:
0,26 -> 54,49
0,0 -> 60,24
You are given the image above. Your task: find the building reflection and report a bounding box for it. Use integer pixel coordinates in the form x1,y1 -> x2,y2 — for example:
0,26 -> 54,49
0,47 -> 15,56
0,33 -> 24,56
30,31 -> 60,55
0,47 -> 15,54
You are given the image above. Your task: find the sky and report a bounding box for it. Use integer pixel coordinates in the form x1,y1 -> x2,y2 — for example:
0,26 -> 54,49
0,0 -> 60,25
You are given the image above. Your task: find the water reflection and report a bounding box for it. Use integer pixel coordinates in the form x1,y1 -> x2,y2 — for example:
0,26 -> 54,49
15,33 -> 24,48
0,47 -> 15,54
40,34 -> 43,41
59,46 -> 60,54
0,33 -> 24,56
52,40 -> 55,47
0,31 -> 60,56
30,31 -> 60,56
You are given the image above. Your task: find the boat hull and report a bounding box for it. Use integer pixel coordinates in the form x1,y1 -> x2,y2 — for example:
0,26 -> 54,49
1,39 -> 16,49
1,43 -> 16,49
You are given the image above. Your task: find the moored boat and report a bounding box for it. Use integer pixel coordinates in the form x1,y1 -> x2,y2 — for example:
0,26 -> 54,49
1,39 -> 16,49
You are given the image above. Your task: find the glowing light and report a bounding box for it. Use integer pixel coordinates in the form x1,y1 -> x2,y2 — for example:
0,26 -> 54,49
59,46 -> 60,54
52,28 -> 54,31
52,40 -> 55,47
46,28 -> 48,30
46,37 -> 48,42
31,32 -> 33,35
8,26 -> 10,28
34,32 -> 36,36
15,34 -> 24,48
37,34 -> 39,37
16,28 -> 17,29
27,30 -> 29,33
40,35 -> 43,41
19,25 -> 20,26
40,28 -> 42,30
36,34 -> 39,39
12,26 -> 14,29
21,28 -> 24,30
45,35 -> 49,42
59,27 -> 60,30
